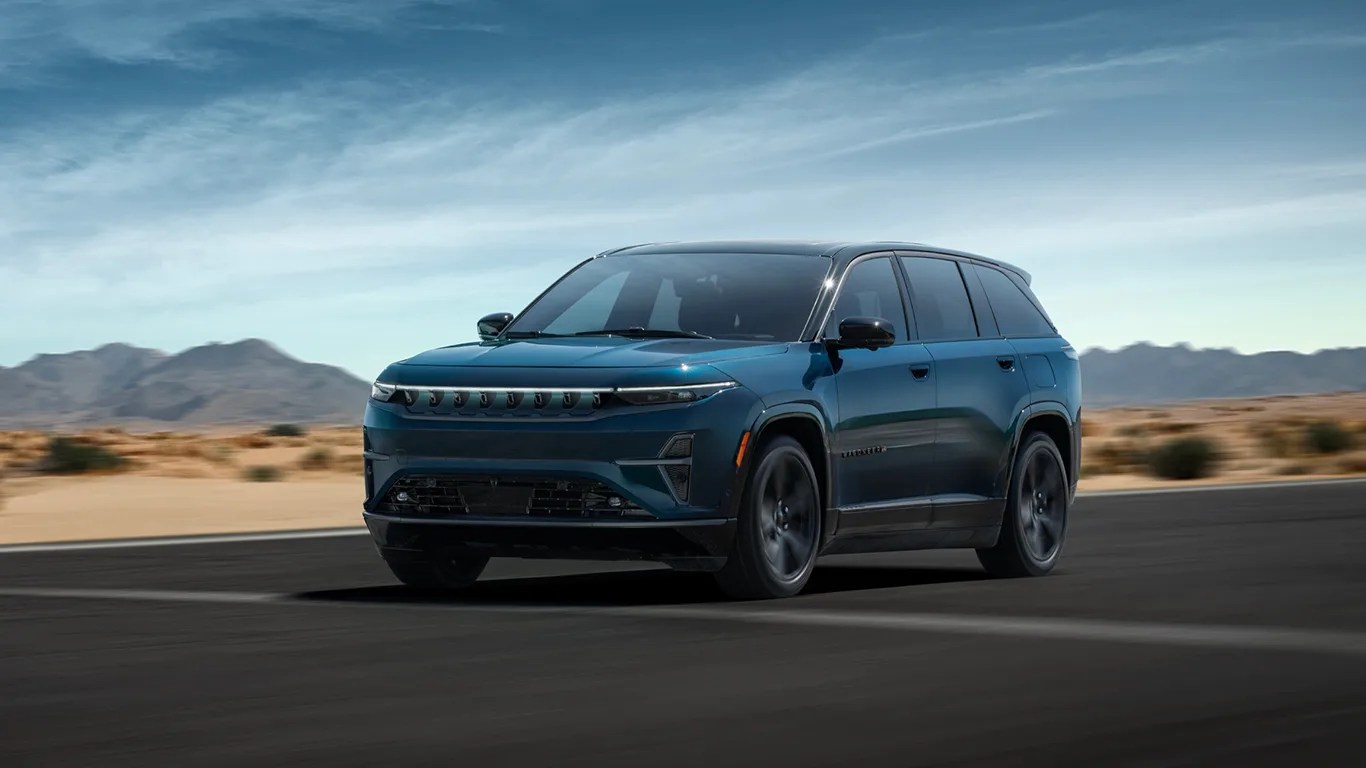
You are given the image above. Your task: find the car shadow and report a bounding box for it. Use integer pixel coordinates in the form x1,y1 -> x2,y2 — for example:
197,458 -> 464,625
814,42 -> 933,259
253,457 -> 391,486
292,564 -> 991,609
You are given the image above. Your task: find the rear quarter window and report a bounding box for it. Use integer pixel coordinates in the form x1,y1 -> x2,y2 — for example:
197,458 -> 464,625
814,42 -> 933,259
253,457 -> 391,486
974,266 -> 1055,338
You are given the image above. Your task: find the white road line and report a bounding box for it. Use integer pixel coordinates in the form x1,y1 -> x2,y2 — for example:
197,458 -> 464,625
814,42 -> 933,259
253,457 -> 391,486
0,587 -> 277,605
1,476 -> 1361,555
0,528 -> 368,554
1077,477 -> 1366,498
4,586 -> 1366,658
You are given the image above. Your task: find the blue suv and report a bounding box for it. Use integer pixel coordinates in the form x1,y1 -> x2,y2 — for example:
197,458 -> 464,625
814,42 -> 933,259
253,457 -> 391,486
363,241 -> 1081,599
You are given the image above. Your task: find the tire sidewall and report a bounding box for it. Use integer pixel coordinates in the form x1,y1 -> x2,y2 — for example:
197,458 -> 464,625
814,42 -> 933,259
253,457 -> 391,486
736,436 -> 822,597
1007,434 -> 1068,575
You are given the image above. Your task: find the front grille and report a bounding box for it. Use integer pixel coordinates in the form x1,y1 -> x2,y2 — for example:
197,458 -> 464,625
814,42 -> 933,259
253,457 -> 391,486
398,387 -> 609,419
379,475 -> 648,519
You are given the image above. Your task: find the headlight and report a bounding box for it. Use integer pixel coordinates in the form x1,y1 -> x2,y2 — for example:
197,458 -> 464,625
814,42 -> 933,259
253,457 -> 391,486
370,382 -> 400,403
613,382 -> 737,406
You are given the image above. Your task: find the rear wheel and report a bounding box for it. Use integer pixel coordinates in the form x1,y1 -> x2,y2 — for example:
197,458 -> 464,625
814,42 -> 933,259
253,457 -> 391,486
714,436 -> 822,600
385,554 -> 489,592
977,431 -> 1068,577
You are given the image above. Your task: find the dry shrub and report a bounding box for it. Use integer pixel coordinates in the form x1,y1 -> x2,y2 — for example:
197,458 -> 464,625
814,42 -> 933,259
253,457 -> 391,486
1304,421 -> 1353,455
41,437 -> 128,474
242,465 -> 284,482
231,434 -> 273,450
298,447 -> 334,471
1079,419 -> 1104,438
264,423 -> 306,438
1277,462 -> 1311,476
1083,439 -> 1146,475
1115,424 -> 1146,438
1148,437 -> 1218,480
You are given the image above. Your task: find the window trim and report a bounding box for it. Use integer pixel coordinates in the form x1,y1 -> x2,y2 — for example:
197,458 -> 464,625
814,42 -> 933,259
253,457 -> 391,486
814,252 -> 914,345
894,252 -> 984,344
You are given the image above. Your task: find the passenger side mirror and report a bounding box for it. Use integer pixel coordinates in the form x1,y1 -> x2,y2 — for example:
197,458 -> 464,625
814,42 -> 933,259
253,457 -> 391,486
477,312 -> 514,340
831,316 -> 895,350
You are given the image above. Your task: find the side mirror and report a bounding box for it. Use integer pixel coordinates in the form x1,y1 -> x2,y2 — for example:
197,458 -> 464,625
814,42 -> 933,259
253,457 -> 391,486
831,316 -> 895,350
477,312 -> 514,340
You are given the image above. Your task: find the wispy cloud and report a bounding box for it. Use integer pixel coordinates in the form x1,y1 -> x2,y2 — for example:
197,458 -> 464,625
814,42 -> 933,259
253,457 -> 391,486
0,0 -> 491,78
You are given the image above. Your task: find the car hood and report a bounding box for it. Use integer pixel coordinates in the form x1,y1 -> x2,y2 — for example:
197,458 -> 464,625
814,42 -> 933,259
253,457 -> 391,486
399,337 -> 791,369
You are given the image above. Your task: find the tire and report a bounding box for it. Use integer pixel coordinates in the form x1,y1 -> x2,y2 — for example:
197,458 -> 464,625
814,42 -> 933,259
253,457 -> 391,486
977,431 -> 1069,577
385,553 -> 490,592
714,435 -> 822,600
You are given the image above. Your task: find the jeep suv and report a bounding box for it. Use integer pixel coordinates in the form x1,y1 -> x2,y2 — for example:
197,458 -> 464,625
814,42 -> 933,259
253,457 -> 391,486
363,241 -> 1081,599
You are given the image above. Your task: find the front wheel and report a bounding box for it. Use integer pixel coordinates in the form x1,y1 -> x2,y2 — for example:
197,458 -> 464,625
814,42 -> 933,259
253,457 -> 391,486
714,436 -> 822,600
385,553 -> 490,592
977,431 -> 1069,577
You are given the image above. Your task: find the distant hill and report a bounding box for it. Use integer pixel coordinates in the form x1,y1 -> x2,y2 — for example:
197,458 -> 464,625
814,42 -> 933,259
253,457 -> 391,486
1080,343 -> 1366,407
0,339 -> 368,428
0,339 -> 1361,427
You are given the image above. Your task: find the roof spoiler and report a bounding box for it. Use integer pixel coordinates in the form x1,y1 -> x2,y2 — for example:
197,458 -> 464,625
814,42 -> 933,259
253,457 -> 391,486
999,262 -> 1031,285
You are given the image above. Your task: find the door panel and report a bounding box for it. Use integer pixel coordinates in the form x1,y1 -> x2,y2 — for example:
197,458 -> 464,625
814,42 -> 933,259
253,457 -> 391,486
924,338 -> 1031,513
830,343 -> 938,532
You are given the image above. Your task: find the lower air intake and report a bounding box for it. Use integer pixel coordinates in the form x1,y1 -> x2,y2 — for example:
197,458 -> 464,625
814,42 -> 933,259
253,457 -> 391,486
380,475 -> 648,520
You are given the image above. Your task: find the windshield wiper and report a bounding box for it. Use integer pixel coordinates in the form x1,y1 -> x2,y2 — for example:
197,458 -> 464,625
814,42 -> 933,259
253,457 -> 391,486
503,330 -> 565,339
574,327 -> 714,340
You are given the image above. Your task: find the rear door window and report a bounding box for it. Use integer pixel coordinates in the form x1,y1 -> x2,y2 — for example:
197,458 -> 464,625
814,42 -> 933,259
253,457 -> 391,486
899,256 -> 978,341
974,265 -> 1055,337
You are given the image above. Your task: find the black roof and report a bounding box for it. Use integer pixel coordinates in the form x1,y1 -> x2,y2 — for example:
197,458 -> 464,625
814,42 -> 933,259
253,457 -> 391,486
602,239 -> 1032,284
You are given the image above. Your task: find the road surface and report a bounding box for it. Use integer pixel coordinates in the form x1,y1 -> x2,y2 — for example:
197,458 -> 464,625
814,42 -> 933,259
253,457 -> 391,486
3,481 -> 1366,767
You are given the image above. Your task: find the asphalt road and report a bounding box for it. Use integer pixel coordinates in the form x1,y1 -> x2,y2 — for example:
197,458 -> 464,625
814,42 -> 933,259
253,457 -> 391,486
3,481 -> 1366,767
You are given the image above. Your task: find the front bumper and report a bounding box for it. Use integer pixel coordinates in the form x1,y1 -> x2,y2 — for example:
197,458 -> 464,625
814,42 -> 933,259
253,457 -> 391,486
360,383 -> 763,567
365,512 -> 736,570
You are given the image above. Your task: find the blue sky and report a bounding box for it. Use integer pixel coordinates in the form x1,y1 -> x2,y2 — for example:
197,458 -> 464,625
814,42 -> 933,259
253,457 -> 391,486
1,0 -> 1363,378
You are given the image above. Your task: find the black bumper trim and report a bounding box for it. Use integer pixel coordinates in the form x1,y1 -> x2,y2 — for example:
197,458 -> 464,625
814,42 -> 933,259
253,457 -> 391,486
362,511 -> 728,529
365,512 -> 736,567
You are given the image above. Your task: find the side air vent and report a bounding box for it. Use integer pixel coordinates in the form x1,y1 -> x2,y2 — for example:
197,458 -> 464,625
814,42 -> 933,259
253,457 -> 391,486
658,433 -> 694,504
662,435 -> 693,459
663,464 -> 690,503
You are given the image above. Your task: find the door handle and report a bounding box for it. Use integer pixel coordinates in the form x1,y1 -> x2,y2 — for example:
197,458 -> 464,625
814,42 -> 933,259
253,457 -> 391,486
910,365 -> 931,380
997,357 -> 1015,371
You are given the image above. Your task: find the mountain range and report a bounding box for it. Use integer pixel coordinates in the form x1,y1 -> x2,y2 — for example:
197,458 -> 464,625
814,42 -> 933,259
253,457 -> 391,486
0,339 -> 368,428
1079,343 -> 1366,407
0,339 -> 1362,427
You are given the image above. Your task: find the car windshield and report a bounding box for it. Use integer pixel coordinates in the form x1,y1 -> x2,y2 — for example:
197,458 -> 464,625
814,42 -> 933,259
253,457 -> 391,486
505,253 -> 831,341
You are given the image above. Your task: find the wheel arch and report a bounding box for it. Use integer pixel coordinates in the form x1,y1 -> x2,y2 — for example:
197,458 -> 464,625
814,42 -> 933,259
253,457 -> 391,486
740,405 -> 835,546
1016,402 -> 1077,491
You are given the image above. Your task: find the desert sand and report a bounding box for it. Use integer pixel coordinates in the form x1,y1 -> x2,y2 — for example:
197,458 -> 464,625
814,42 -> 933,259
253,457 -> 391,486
2,392 -> 1363,545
